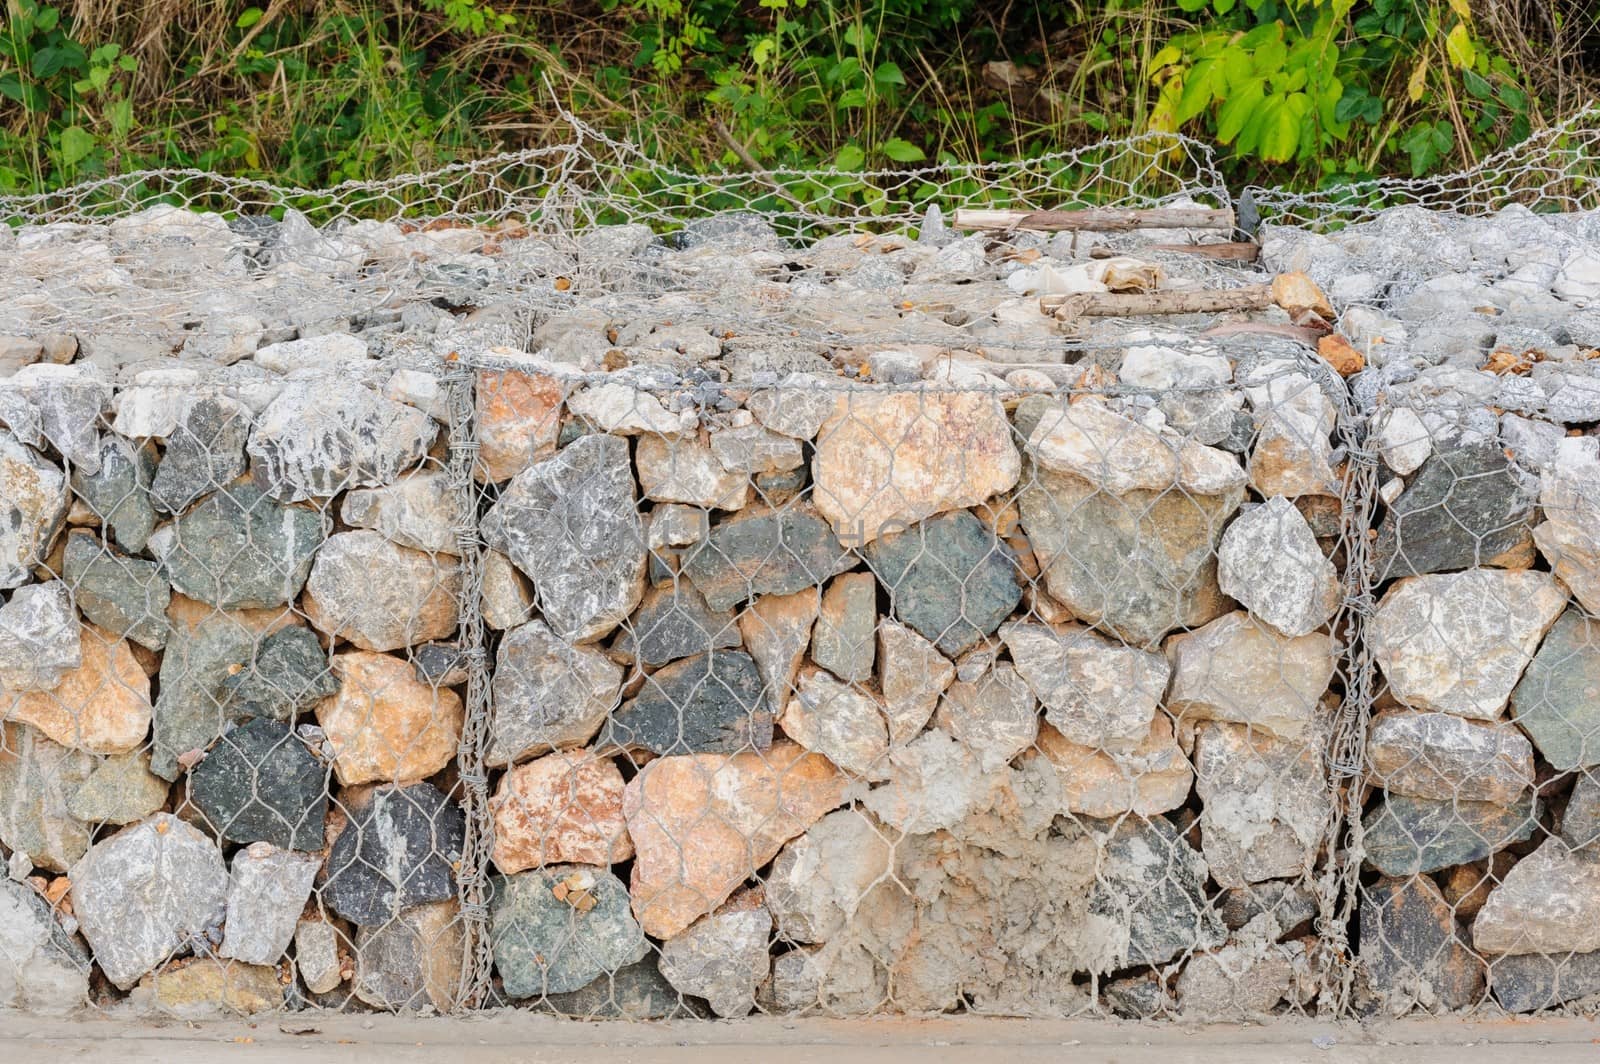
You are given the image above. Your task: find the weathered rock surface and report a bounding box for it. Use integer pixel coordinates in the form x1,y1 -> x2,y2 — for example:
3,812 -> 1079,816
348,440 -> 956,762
779,668 -> 891,778
247,378 -> 437,501
1359,875 -> 1484,1012
475,361 -> 562,483
149,483 -> 325,610
1000,620 -> 1166,753
1373,442 -> 1538,579
0,722 -> 93,872
481,548 -> 535,630
1362,793 -> 1539,876
67,750 -> 169,825
352,900 -> 464,1011
599,650 -> 771,756
1510,608 -> 1600,770
341,470 -> 461,555
624,742 -> 846,938
1178,919 -> 1308,1018
482,433 -> 646,642
7,623 -> 151,755
1244,367 -> 1340,499
187,719 -> 327,850
1366,711 -> 1535,803
1166,611 -> 1336,743
71,435 -> 156,553
150,610 -> 283,779
63,534 -> 170,650
864,510 -> 1021,657
1217,495 -> 1340,637
736,589 -> 819,714
1474,840 -> 1600,955
1031,718 -> 1193,817
220,624 -> 336,721
681,504 -> 851,612
710,423 -> 803,475
490,865 -> 648,997
219,842 -> 320,965
1194,722 -> 1329,888
1490,950 -> 1600,1013
766,808 -> 895,944
304,530 -> 461,651
136,959 -> 282,1017
810,385 -> 1020,546
69,813 -> 228,989
316,650 -> 464,785
323,783 -> 466,926
151,395 -> 252,515
611,581 -> 739,668
0,878 -> 89,1013
487,619 -> 622,766
540,959 -> 703,1019
810,572 -> 876,683
294,918 -> 345,996
658,887 -> 771,1017
491,754 -> 633,872
0,432 -> 68,589
876,618 -> 954,744
934,663 -> 1038,772
636,434 -> 749,510
1371,570 -> 1567,720
1533,438 -> 1600,615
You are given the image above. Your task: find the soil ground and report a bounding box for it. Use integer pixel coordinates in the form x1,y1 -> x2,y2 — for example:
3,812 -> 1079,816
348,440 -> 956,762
2,1013 -> 1597,1063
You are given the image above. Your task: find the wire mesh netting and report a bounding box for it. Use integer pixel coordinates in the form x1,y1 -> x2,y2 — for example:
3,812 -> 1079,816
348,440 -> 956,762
1,107 -> 1599,1021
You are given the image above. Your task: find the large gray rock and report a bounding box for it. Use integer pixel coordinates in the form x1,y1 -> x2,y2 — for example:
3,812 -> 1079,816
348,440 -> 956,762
1362,793 -> 1539,876
69,813 -> 229,989
1373,441 -> 1538,579
1490,950 -> 1600,1013
599,650 -> 771,756
0,581 -> 80,690
1474,840 -> 1600,955
0,722 -> 93,872
540,959 -> 704,1019
340,470 -> 460,555
0,364 -> 111,472
1510,609 -> 1600,770
352,900 -> 465,1012
1018,401 -> 1244,646
1194,722 -> 1329,888
486,619 -> 623,766
1359,876 -> 1484,1013
187,718 -> 328,851
247,378 -> 437,501
1366,711 -> 1535,804
148,483 -> 326,610
1533,438 -> 1600,615
150,395 -> 251,514
611,581 -> 740,668
1370,570 -> 1567,720
482,434 -> 646,642
303,530 -> 461,652
1217,495 -> 1340,637
219,625 -> 337,721
490,865 -> 649,997
999,620 -> 1166,754
323,783 -> 466,927
0,432 -> 68,589
65,751 -> 169,826
62,533 -> 170,650
1089,815 -> 1226,968
149,617 -> 259,780
218,842 -> 320,965
0,879 -> 88,1013
810,572 -> 876,683
681,504 -> 852,612
70,435 -> 157,553
863,510 -> 1022,657
658,888 -> 771,1017
1166,611 -> 1336,743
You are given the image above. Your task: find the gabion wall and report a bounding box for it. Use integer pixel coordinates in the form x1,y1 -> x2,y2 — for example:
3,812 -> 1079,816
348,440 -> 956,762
1,173 -> 1600,1021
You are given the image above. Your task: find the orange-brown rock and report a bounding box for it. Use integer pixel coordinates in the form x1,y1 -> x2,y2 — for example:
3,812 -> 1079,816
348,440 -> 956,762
1030,717 -> 1193,817
6,625 -> 151,753
315,651 -> 464,785
475,362 -> 562,483
1317,333 -> 1365,377
624,741 -> 847,938
491,753 -> 633,873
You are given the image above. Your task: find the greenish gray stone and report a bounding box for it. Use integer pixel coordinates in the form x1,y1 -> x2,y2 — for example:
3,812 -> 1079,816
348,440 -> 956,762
0,721 -> 93,872
597,650 -> 771,755
150,483 -> 325,610
1362,793 -> 1540,876
70,434 -> 157,554
187,718 -> 327,851
62,531 -> 171,650
1562,773 -> 1600,849
864,510 -> 1021,657
413,641 -> 469,687
66,751 -> 169,825
1490,950 -> 1600,1013
681,504 -> 852,612
221,626 -> 337,721
1374,441 -> 1538,581
1511,609 -> 1600,771
811,572 -> 876,683
612,582 -> 740,668
150,619 -> 258,780
151,395 -> 251,514
490,865 -> 649,998
323,783 -> 465,927
538,959 -> 707,1019
1084,815 -> 1224,967
1359,876 -> 1485,1011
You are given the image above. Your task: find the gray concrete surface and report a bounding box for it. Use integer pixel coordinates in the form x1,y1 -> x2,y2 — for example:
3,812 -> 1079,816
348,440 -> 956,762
2,1014 -> 1599,1063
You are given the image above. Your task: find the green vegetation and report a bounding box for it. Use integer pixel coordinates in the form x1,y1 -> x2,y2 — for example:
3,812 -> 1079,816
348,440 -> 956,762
1,0 -> 1595,197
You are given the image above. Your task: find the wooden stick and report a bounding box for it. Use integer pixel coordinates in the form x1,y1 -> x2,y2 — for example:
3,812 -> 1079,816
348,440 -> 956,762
954,206 -> 1235,233
1042,284 -> 1272,323
1089,241 -> 1260,262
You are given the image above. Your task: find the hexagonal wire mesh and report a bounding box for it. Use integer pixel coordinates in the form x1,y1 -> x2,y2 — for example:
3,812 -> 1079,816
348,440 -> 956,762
2,103 -> 1600,1022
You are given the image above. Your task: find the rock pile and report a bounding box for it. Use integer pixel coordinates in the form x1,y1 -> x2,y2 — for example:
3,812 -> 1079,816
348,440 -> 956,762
0,195 -> 1596,1021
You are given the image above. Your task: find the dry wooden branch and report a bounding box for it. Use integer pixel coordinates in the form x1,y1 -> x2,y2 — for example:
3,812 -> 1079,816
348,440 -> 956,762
1042,283 -> 1272,324
954,206 -> 1235,233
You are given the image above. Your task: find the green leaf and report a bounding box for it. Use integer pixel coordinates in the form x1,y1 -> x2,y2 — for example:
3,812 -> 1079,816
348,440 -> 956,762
832,144 -> 866,171
836,88 -> 868,108
59,125 -> 95,167
1445,23 -> 1475,69
1177,0 -> 1209,12
872,62 -> 905,88
1214,0 -> 1236,11
1259,92 -> 1310,162
1176,59 -> 1218,123
880,137 -> 926,163
237,6 -> 264,27
34,6 -> 59,32
1463,69 -> 1492,99
1216,78 -> 1265,144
